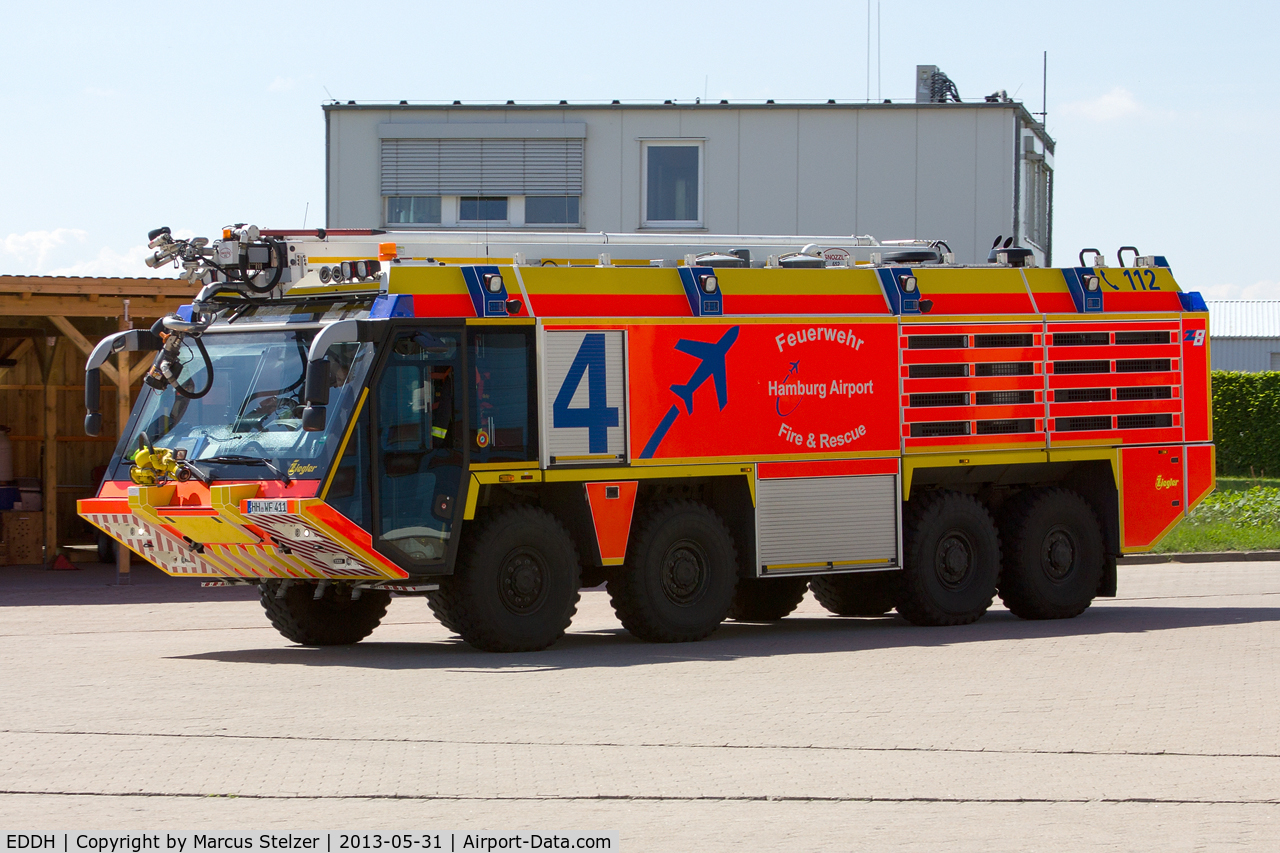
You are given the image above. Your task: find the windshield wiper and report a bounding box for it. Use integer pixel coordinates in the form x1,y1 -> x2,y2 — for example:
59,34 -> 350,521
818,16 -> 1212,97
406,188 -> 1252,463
199,454 -> 292,486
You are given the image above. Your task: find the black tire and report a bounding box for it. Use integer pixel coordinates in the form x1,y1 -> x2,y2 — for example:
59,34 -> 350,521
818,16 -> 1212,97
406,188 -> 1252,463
810,571 -> 897,616
425,589 -> 462,634
607,500 -> 739,642
97,532 -> 116,564
439,506 -> 581,652
895,491 -> 1001,626
727,575 -> 808,621
998,488 -> 1105,620
259,582 -> 390,646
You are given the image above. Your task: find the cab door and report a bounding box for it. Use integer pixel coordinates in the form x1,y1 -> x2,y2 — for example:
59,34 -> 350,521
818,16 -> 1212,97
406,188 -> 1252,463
370,324 -> 467,569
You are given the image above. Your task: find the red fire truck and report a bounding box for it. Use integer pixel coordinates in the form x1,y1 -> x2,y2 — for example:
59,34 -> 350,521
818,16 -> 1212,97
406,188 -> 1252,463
78,228 -> 1213,652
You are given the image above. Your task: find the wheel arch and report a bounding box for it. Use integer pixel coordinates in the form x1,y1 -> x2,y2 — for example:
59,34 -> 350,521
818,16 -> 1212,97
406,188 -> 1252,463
907,459 -> 1119,557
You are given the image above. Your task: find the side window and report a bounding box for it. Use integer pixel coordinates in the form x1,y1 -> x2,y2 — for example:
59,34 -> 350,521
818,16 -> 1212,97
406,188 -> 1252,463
469,328 -> 536,463
326,403 -> 372,533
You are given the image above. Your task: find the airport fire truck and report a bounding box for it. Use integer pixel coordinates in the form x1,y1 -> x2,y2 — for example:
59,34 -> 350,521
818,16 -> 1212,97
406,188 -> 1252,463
78,226 -> 1214,652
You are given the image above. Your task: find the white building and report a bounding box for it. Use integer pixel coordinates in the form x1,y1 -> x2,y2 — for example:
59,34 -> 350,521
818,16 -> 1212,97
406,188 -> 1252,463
325,81 -> 1054,265
1207,301 -> 1280,371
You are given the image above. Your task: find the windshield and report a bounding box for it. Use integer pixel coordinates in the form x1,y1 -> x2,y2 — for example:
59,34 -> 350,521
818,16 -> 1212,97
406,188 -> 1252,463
111,330 -> 374,480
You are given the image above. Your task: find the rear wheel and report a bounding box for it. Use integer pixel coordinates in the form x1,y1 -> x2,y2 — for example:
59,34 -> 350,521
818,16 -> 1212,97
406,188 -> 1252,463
896,491 -> 1000,626
810,571 -> 897,616
425,589 -> 462,634
440,506 -> 581,652
727,575 -> 808,621
608,501 -> 738,642
260,581 -> 390,646
999,488 -> 1105,620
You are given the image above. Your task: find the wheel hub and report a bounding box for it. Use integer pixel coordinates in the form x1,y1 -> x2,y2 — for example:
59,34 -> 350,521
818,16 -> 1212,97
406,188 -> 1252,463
935,530 -> 973,588
661,540 -> 709,606
497,549 -> 548,615
1042,527 -> 1076,580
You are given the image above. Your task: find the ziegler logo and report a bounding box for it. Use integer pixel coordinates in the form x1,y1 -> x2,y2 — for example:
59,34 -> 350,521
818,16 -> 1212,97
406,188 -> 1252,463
1155,474 -> 1180,490
287,460 -> 318,476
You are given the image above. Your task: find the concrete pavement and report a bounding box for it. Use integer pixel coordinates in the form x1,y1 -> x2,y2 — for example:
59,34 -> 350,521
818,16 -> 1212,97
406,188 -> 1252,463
0,561 -> 1276,850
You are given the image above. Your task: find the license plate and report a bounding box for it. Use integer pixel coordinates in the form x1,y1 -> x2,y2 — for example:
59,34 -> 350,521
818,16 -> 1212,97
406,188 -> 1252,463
246,499 -> 288,514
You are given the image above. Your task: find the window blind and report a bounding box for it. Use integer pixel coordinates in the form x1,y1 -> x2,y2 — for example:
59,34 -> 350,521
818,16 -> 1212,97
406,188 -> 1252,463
381,138 -> 584,196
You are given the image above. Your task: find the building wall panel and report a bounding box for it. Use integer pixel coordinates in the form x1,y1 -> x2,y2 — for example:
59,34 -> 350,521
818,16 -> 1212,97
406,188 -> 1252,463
1210,338 -> 1280,372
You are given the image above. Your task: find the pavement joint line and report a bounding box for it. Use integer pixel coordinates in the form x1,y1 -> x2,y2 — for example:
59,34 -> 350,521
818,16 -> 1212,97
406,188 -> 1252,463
6,729 -> 1280,761
0,791 -> 1277,806
1103,591 -> 1280,602
0,620 -> 444,639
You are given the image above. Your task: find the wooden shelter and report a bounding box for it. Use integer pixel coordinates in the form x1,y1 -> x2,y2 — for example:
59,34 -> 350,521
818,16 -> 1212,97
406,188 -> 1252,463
0,275 -> 200,572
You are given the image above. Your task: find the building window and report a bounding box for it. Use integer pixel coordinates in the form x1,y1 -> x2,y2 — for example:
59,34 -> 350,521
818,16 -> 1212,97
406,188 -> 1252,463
525,196 -> 580,225
459,197 -> 509,222
387,196 -> 441,224
1026,159 -> 1051,249
644,143 -> 702,226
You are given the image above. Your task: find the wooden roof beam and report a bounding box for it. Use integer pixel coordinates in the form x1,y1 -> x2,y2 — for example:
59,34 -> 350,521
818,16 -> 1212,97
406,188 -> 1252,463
47,316 -> 122,387
0,293 -> 191,318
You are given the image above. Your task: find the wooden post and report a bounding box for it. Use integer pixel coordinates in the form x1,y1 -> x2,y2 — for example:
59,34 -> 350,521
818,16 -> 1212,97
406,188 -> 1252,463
117,302 -> 132,583
41,337 -> 59,567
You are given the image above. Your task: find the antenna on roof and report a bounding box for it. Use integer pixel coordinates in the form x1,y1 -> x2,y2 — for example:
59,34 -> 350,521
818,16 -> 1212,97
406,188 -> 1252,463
1035,51 -> 1047,124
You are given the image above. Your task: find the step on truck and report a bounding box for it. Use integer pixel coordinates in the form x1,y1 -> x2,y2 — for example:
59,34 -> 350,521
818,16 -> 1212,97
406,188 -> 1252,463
78,227 -> 1214,651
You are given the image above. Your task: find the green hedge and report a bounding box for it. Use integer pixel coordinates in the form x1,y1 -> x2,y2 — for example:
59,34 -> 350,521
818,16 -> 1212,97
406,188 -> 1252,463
1211,371 -> 1280,476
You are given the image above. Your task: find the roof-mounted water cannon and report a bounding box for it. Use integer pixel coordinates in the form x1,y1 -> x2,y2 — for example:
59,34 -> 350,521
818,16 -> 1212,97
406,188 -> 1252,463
143,224 -> 288,293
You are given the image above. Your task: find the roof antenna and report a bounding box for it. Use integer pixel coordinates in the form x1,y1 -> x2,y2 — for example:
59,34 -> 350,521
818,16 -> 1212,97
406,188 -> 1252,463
1035,51 -> 1047,124
302,202 -> 309,229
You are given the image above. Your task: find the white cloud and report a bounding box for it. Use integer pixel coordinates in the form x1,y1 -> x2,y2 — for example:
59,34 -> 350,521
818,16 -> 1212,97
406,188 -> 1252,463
268,76 -> 306,92
1,228 -> 87,272
1060,87 -> 1151,122
0,229 -> 175,278
1197,280 -> 1280,300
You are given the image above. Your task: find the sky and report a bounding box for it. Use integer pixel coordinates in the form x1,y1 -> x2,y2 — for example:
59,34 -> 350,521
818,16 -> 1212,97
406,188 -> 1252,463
1,0 -> 1276,299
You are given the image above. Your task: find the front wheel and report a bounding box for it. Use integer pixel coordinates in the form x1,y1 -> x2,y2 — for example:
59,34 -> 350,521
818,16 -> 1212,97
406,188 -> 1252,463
608,501 -> 739,642
260,582 -> 390,646
439,506 -> 581,652
895,491 -> 1001,626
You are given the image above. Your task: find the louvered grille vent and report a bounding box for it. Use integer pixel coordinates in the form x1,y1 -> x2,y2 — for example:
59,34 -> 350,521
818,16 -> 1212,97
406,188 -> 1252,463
1057,416 -> 1112,432
974,333 -> 1034,348
909,421 -> 970,437
1117,414 -> 1173,429
975,390 -> 1035,405
907,335 -> 967,349
1116,386 -> 1173,400
908,363 -> 969,378
976,419 -> 1035,435
1054,360 -> 1110,375
1053,332 -> 1109,346
381,138 -> 585,195
1056,388 -> 1111,402
1115,331 -> 1170,345
1116,359 -> 1171,373
909,393 -> 969,407
975,362 -> 1034,377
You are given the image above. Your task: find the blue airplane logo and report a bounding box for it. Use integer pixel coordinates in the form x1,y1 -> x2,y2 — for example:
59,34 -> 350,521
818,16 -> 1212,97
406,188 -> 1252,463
670,325 -> 741,414
639,325 -> 741,459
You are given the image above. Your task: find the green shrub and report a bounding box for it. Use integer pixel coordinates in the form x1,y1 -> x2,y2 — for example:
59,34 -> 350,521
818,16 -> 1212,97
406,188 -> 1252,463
1210,370 -> 1280,476
1155,486 -> 1280,552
